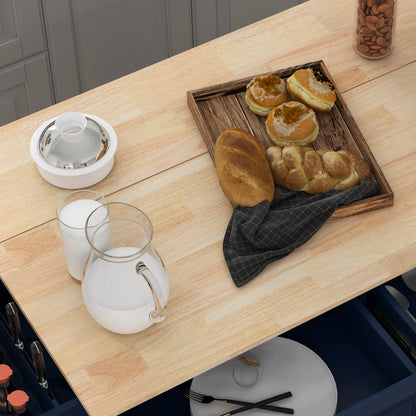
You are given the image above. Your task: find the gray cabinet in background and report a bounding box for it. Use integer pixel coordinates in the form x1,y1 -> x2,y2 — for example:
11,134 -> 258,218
0,0 -> 307,126
192,0 -> 306,45
0,0 -> 54,126
0,0 -> 46,68
42,0 -> 194,102
43,0 -> 307,102
0,53 -> 54,126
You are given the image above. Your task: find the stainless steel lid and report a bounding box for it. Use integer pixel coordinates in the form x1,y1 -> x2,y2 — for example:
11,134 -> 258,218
38,112 -> 109,169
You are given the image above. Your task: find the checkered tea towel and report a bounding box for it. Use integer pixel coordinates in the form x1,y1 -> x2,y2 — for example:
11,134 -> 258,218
223,178 -> 381,287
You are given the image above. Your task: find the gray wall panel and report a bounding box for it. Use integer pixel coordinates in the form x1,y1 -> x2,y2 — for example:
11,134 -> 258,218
14,0 -> 46,57
70,0 -> 172,91
192,0 -> 307,46
43,0 -> 308,101
41,0 -> 81,102
0,0 -> 45,69
24,53 -> 55,113
166,0 -> 193,56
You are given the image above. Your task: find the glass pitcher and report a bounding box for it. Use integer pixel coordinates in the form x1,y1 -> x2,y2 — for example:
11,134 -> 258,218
82,202 -> 169,334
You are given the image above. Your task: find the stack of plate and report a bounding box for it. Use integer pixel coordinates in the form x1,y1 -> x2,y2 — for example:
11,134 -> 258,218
190,337 -> 337,416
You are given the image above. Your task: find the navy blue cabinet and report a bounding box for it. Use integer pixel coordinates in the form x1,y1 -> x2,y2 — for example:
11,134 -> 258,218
285,294 -> 416,415
2,275 -> 416,416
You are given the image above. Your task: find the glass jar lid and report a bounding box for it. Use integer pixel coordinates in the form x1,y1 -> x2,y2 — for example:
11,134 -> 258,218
38,112 -> 109,169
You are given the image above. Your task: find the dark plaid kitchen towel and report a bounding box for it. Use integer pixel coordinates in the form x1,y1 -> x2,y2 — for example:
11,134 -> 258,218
223,178 -> 381,287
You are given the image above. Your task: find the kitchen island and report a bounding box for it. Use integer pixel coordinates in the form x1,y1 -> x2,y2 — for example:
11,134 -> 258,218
0,0 -> 415,415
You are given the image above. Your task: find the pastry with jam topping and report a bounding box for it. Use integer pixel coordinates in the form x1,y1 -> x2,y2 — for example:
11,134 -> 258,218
287,68 -> 336,112
266,101 -> 319,146
245,74 -> 289,116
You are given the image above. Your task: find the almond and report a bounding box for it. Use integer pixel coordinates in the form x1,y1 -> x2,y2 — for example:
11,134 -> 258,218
376,37 -> 386,46
365,15 -> 378,23
358,44 -> 370,53
377,3 -> 389,11
376,18 -> 385,28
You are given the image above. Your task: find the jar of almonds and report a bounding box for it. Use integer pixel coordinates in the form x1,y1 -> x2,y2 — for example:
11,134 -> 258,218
354,0 -> 397,59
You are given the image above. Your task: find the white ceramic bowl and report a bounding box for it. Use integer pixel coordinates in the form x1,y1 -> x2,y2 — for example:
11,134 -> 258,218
30,113 -> 117,189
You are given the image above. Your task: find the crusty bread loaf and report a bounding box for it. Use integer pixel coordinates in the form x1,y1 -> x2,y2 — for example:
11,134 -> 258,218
287,68 -> 336,112
266,145 -> 371,194
266,101 -> 319,146
214,128 -> 275,207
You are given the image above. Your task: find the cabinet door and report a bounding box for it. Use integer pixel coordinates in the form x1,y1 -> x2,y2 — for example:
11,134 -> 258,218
42,0 -> 193,102
0,0 -> 46,69
192,0 -> 307,45
0,53 -> 54,127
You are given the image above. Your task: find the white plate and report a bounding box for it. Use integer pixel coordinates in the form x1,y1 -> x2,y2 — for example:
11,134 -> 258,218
190,337 -> 337,416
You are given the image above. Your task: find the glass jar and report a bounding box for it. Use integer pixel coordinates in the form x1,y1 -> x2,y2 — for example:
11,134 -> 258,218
353,0 -> 397,59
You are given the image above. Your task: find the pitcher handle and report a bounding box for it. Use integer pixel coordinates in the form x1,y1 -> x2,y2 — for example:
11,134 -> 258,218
136,261 -> 167,322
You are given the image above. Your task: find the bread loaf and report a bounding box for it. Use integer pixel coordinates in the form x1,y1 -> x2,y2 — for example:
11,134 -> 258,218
266,145 -> 371,194
214,128 -> 275,207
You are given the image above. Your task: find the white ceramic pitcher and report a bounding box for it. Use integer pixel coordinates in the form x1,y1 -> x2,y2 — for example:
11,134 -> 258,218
82,202 -> 169,334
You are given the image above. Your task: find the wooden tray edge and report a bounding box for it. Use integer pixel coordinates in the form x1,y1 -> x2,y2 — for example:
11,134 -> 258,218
332,193 -> 394,218
187,60 -> 394,217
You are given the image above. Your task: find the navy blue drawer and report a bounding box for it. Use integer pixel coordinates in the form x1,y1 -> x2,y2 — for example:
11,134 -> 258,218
284,297 -> 416,416
0,280 -> 87,416
40,399 -> 88,416
3,275 -> 416,416
120,382 -> 191,416
367,274 -> 416,366
0,279 -> 190,416
0,319 -> 54,415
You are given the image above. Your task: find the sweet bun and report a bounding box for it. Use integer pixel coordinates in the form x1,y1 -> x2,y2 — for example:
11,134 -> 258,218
266,145 -> 372,194
214,128 -> 274,207
245,74 -> 289,116
266,101 -> 319,147
287,68 -> 336,112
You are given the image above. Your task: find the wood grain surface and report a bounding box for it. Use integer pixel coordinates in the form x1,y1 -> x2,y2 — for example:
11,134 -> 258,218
0,0 -> 415,415
0,0 -> 414,242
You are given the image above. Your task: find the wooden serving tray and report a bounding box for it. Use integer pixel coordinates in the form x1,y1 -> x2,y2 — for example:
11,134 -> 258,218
187,60 -> 393,217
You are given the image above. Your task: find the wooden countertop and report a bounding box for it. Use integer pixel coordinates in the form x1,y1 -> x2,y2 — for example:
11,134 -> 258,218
0,0 -> 415,415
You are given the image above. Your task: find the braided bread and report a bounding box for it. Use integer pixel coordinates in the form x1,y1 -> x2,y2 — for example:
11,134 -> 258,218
266,145 -> 372,194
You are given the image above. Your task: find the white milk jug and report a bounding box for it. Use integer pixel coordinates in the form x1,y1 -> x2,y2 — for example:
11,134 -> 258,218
82,202 -> 169,334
